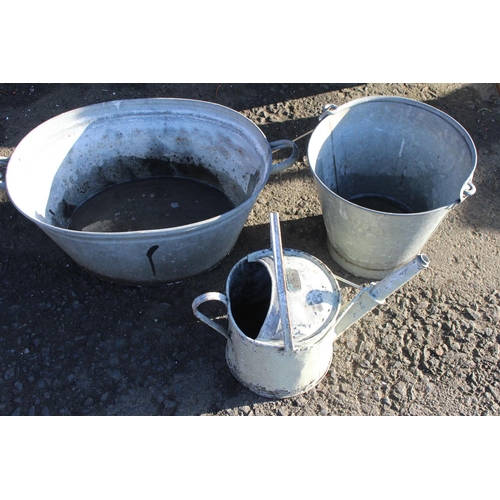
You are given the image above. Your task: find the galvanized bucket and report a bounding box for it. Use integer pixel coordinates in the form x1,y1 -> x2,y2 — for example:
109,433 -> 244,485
5,98 -> 298,285
307,96 -> 477,279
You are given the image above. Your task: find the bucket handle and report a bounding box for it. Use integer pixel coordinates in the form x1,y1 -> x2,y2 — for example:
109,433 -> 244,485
269,140 -> 299,175
192,292 -> 230,341
461,180 -> 476,199
288,104 -> 341,142
318,103 -> 339,121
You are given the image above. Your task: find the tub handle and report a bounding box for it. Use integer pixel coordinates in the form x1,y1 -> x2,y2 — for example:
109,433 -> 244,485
192,292 -> 230,341
269,140 -> 299,174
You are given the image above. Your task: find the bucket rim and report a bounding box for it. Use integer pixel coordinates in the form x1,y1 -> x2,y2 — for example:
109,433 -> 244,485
307,94 -> 477,215
316,94 -> 477,166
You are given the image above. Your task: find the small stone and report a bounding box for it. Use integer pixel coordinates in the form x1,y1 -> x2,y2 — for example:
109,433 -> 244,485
240,405 -> 252,415
393,381 -> 407,395
466,308 -> 481,321
435,345 -> 445,356
296,395 -> 308,406
336,393 -> 347,404
408,404 -> 420,415
381,397 -> 391,405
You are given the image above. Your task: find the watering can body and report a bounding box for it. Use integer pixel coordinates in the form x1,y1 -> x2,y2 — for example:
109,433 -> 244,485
193,248 -> 342,398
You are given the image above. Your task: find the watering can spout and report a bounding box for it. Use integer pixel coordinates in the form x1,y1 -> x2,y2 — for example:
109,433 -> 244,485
333,254 -> 430,338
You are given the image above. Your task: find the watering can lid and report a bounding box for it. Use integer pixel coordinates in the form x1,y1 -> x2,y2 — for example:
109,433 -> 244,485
248,213 -> 341,346
251,248 -> 341,344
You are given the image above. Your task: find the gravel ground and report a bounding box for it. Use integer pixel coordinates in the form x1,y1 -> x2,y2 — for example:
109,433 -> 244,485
1,83 -> 499,417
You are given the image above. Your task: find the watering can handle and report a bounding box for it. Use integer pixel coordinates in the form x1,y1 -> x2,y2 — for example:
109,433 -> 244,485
192,292 -> 230,341
269,140 -> 299,175
270,212 -> 294,352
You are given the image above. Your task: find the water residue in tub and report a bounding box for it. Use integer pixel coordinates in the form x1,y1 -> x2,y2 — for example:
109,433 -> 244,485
67,176 -> 235,232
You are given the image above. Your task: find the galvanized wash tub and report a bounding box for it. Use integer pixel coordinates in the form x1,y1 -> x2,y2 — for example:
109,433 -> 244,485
5,98 -> 298,285
308,96 -> 477,279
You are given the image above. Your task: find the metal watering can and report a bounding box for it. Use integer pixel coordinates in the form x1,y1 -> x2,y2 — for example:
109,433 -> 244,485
192,213 -> 429,398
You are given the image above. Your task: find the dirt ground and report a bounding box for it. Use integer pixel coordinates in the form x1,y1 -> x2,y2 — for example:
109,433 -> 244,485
1,83 -> 499,416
